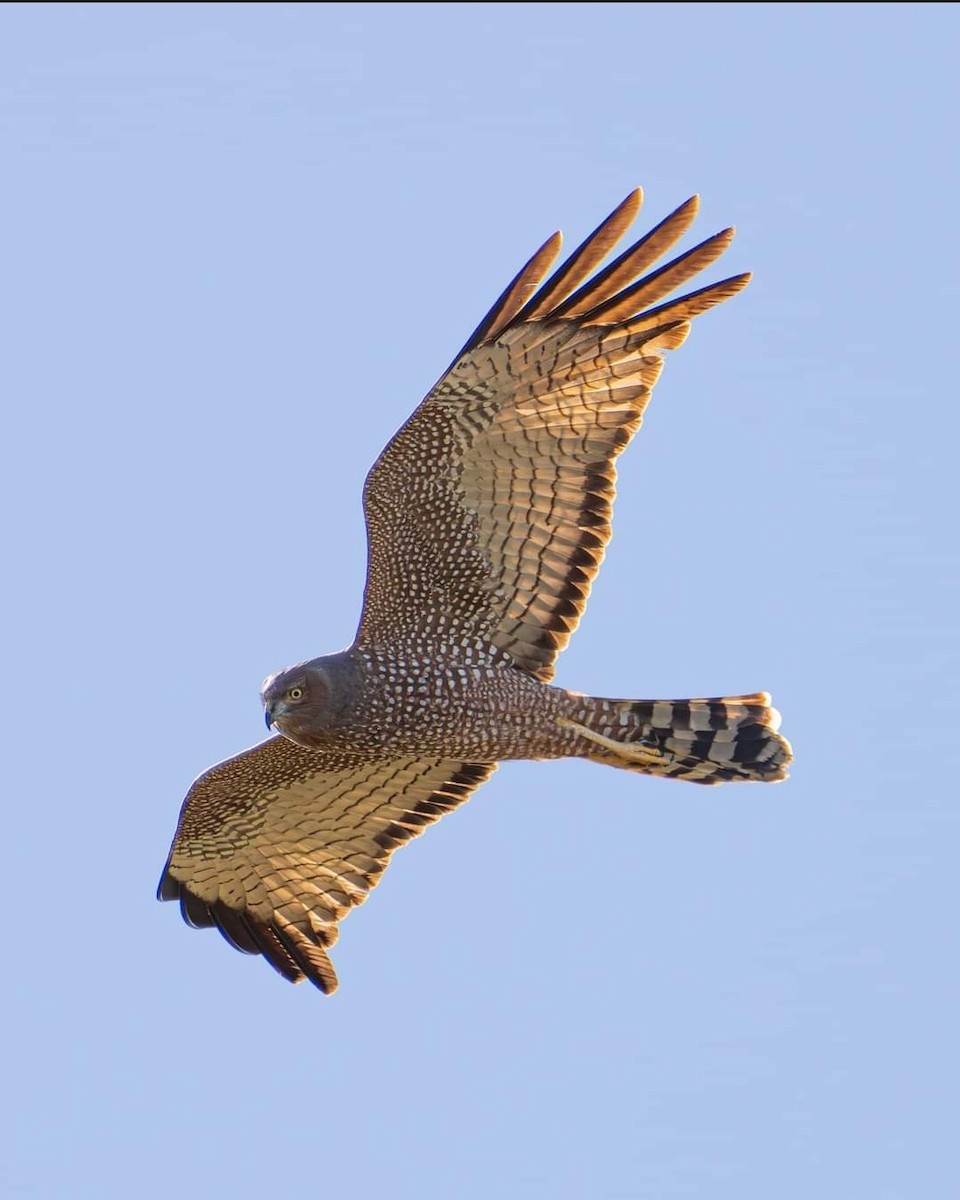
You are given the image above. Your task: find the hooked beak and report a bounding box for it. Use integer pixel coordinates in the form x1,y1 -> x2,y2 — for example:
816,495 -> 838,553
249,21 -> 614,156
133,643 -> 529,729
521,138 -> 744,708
264,707 -> 274,730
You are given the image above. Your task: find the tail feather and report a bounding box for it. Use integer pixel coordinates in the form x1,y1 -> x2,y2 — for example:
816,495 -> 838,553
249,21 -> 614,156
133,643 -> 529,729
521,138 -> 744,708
572,692 -> 792,785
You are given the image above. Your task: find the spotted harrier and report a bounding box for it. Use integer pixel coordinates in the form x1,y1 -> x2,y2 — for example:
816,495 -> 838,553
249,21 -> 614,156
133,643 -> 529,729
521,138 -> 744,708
158,188 -> 792,994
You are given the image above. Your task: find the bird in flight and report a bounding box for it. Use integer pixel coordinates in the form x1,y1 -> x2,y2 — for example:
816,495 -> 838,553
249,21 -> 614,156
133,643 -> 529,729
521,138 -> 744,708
158,187 -> 792,994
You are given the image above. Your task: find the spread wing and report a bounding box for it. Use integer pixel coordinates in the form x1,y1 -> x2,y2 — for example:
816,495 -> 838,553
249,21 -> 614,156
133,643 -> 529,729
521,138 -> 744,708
356,189 -> 750,681
158,735 -> 496,993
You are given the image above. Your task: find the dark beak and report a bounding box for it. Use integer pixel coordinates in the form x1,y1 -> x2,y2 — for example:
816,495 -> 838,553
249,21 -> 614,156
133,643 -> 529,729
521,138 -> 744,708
264,706 -> 274,730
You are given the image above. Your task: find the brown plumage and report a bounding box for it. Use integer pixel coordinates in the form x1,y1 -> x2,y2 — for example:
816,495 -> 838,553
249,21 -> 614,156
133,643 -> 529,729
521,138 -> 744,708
159,187 -> 792,994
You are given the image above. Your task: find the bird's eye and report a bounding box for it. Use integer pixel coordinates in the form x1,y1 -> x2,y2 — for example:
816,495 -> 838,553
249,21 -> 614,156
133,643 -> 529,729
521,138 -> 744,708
287,687 -> 304,701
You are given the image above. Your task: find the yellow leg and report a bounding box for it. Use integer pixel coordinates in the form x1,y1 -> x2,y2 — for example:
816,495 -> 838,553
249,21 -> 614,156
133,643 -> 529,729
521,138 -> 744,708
557,717 -> 666,767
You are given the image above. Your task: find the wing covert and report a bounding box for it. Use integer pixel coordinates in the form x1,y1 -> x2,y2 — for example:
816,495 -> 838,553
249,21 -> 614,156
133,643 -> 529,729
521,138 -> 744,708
158,735 -> 496,993
356,189 -> 750,680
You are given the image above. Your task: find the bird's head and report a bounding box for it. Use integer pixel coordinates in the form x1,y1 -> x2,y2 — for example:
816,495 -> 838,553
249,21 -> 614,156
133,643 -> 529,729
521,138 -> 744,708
260,662 -> 332,745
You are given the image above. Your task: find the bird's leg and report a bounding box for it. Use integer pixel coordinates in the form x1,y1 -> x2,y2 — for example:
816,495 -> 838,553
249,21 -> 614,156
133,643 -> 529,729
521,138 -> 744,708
556,717 -> 666,767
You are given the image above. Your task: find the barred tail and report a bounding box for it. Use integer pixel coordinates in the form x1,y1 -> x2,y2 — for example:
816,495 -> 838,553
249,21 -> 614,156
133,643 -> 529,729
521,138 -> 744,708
565,692 -> 792,785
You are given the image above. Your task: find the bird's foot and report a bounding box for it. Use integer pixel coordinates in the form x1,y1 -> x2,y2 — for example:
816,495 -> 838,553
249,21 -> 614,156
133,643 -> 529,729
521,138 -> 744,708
557,717 -> 666,767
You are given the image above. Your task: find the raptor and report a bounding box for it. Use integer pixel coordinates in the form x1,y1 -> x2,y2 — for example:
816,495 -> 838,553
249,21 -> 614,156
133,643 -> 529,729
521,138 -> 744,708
158,187 -> 792,994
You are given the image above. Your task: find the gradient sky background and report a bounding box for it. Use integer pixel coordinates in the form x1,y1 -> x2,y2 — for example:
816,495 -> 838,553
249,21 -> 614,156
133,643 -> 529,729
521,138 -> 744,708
3,4 -> 958,1197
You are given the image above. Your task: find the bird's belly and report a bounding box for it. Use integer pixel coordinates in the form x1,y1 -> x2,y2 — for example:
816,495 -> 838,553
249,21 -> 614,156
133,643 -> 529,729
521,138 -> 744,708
336,664 -> 571,761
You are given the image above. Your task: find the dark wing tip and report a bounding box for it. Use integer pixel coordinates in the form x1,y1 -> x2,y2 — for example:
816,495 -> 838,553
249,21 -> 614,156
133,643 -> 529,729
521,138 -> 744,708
159,874 -> 339,993
452,229 -> 563,363
453,187 -> 747,359
157,864 -> 179,902
515,188 -> 644,323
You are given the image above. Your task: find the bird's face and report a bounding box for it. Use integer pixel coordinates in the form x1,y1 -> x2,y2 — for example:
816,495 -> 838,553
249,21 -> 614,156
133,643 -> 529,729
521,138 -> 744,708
260,665 -> 329,743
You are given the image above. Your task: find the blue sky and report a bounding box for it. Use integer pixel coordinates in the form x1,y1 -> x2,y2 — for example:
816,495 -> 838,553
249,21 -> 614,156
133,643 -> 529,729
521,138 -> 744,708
3,4 -> 958,1197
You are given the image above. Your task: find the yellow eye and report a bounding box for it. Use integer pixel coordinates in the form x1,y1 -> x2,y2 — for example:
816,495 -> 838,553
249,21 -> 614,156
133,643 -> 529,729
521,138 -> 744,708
287,687 -> 304,701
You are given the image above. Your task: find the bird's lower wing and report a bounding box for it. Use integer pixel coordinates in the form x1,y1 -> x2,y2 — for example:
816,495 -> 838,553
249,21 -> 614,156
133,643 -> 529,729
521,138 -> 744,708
158,734 -> 497,993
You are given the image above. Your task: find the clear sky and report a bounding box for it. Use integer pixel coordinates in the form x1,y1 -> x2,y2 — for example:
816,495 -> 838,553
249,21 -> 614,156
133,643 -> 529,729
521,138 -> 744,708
3,4 -> 958,1197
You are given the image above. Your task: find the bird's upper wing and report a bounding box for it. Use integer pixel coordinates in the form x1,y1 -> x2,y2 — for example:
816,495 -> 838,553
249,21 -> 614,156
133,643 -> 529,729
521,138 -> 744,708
158,735 -> 496,993
356,189 -> 750,681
